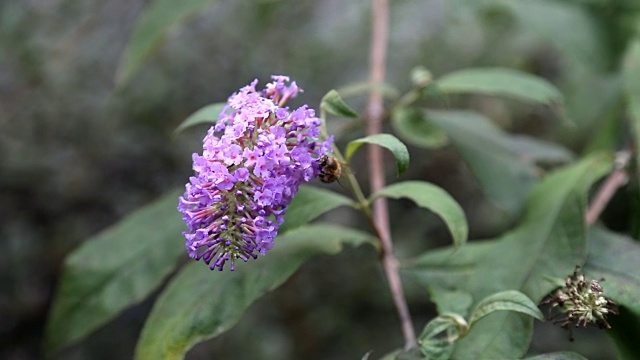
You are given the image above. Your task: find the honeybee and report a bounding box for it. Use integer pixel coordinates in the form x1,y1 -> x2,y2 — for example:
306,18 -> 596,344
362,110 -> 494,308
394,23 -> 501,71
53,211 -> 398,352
318,155 -> 342,183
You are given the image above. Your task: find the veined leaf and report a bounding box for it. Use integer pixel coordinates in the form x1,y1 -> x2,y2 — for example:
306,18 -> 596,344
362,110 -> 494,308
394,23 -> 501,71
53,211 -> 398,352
45,190 -> 185,354
468,290 -> 543,327
437,67 -> 562,105
134,224 -> 376,360
371,181 -> 467,248
346,134 -> 410,176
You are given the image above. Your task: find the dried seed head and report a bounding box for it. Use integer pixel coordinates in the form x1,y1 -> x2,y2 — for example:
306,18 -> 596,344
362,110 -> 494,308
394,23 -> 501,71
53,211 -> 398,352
541,266 -> 618,341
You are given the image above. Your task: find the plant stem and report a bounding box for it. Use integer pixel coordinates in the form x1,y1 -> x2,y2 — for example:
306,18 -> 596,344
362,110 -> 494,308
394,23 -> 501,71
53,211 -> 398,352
367,0 -> 416,349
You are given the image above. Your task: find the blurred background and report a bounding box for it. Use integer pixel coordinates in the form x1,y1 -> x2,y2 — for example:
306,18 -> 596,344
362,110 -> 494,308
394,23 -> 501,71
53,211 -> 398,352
1,0 -> 637,359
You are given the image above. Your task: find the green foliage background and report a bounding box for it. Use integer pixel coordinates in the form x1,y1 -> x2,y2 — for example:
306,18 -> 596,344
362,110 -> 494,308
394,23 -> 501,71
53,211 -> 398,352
2,0 -> 640,359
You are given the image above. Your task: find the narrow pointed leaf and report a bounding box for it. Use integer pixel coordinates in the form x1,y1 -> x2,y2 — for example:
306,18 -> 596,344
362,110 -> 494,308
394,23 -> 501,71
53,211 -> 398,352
437,67 -> 562,105
280,185 -> 355,233
174,103 -> 225,135
45,190 -> 184,354
321,89 -> 359,118
134,224 -> 376,360
372,181 -> 467,247
468,290 -> 543,327
116,0 -> 219,86
346,134 -> 410,176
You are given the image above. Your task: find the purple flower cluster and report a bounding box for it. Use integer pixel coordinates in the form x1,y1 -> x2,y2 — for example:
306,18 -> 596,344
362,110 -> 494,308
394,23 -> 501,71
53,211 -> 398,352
178,76 -> 332,271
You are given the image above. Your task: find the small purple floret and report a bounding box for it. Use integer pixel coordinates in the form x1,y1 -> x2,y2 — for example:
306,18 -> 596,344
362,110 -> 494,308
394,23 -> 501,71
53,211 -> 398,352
178,75 -> 332,271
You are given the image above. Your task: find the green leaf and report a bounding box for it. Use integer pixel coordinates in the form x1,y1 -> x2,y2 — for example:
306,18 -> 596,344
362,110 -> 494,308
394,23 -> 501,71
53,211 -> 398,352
468,290 -> 544,327
525,352 -> 589,360
45,190 -> 185,354
403,241 -> 495,290
584,227 -> 640,316
429,288 -> 473,318
345,134 -> 410,176
280,185 -> 354,233
391,107 -> 448,149
437,67 -> 563,105
174,103 -> 225,135
336,81 -> 400,100
456,312 -> 533,359
321,89 -> 359,118
426,110 -> 539,214
622,37 -> 640,181
116,0 -> 218,86
371,181 -> 467,248
134,224 -> 376,360
404,154 -> 614,359
503,135 -> 574,164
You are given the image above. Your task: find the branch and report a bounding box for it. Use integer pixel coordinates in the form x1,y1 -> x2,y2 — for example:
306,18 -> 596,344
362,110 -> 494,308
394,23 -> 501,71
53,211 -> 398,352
586,150 -> 631,226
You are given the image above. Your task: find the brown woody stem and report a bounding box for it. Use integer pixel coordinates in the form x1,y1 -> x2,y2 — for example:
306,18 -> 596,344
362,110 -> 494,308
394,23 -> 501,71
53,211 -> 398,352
366,0 -> 416,349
